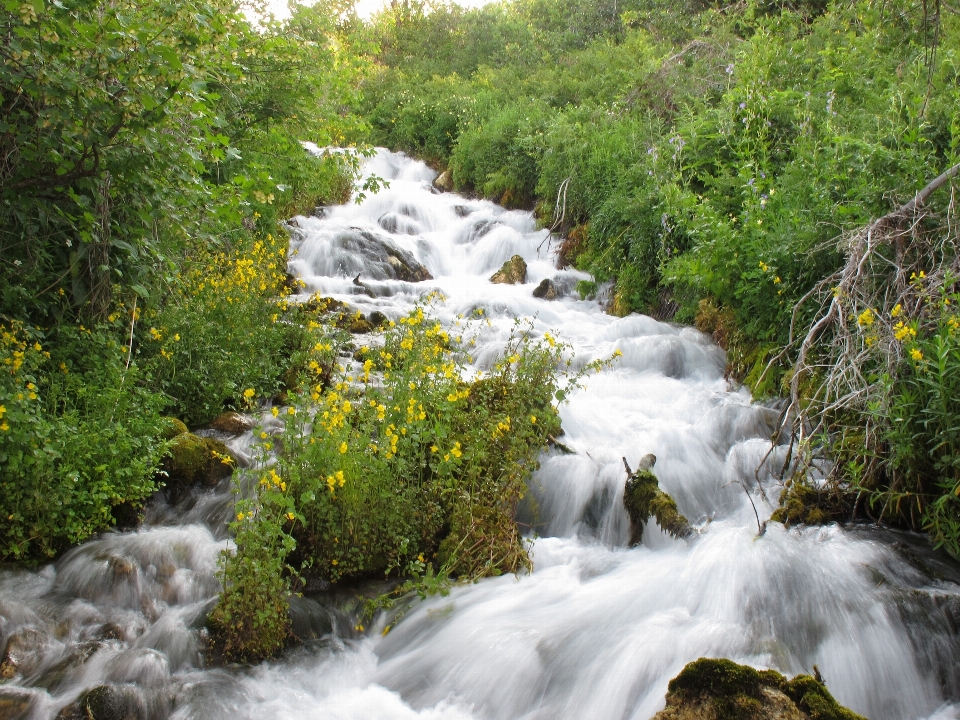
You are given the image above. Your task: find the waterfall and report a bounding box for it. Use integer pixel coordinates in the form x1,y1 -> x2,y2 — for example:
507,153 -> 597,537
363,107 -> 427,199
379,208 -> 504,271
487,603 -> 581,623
2,149 -> 959,720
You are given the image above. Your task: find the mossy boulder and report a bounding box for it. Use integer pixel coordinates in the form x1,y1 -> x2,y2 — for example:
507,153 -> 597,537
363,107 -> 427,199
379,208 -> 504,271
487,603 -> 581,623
623,457 -> 691,545
161,432 -> 234,495
159,417 -> 188,440
490,255 -> 527,285
654,658 -> 867,720
770,481 -> 844,528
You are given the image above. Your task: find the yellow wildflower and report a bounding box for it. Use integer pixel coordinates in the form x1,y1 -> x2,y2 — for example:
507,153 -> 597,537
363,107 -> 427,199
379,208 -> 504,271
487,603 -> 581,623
339,441 -> 348,454
910,348 -> 923,361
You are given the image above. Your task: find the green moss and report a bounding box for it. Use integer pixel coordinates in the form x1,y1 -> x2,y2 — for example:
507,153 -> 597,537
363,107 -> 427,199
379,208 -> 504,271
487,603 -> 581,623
163,432 -> 233,491
623,468 -> 690,545
667,658 -> 783,720
783,675 -> 867,720
771,482 -> 836,528
489,255 -> 527,285
160,417 -> 188,440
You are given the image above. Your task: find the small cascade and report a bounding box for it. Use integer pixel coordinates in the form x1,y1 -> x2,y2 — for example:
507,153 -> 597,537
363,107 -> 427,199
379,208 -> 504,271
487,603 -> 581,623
2,149 -> 960,720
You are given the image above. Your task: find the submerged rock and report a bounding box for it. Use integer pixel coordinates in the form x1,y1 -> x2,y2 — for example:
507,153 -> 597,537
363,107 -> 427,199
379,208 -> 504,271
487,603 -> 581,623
0,688 -> 34,720
653,658 -> 866,720
0,627 -> 47,680
622,455 -> 691,545
490,255 -> 527,285
208,412 -> 253,434
161,433 -> 233,494
56,684 -> 144,720
533,278 -> 557,300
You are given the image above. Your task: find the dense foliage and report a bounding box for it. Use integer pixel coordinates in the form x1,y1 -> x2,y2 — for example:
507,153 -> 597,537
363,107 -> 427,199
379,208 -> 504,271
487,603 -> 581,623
359,0 -> 960,550
211,298 -> 613,659
1,0 -> 366,559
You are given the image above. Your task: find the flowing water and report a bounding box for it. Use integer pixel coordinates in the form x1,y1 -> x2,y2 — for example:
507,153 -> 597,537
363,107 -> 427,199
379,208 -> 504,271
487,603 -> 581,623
3,149 -> 960,720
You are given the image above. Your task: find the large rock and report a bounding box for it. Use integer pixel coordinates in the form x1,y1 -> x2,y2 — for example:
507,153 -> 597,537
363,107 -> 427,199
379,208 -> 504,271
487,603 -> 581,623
159,417 -> 188,441
490,255 -> 527,285
209,412 -> 253,434
325,229 -> 432,283
161,433 -> 233,494
0,627 -> 48,680
653,658 -> 866,720
533,278 -> 557,299
0,688 -> 34,720
56,684 -> 144,720
622,455 -> 691,545
433,170 -> 453,192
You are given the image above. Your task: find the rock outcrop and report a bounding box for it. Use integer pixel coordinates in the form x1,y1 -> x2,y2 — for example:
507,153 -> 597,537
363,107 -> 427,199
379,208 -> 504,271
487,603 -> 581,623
653,658 -> 867,720
490,255 -> 527,285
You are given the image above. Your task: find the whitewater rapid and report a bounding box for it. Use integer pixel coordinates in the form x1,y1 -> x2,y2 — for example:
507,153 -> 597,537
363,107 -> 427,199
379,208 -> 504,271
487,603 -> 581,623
2,149 -> 959,720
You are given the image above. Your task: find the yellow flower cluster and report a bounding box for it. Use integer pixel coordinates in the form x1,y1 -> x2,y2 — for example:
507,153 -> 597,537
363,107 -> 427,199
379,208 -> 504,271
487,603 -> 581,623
492,416 -> 511,440
260,468 -> 286,491
325,470 -> 345,493
893,321 -> 916,342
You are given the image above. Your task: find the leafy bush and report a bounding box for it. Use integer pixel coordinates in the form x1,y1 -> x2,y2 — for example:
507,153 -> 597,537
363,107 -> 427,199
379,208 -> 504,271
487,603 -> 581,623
0,320 -> 167,560
213,299 -> 616,658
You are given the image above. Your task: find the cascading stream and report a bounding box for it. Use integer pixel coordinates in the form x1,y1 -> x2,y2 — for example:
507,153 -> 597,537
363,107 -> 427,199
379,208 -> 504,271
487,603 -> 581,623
2,149 -> 960,720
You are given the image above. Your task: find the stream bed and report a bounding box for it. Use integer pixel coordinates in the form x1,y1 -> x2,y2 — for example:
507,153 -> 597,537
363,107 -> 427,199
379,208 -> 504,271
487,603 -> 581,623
2,149 -> 960,720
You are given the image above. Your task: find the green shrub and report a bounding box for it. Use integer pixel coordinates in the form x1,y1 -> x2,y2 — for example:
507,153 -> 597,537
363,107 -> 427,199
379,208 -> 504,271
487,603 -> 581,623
212,300 -> 616,658
0,320 -> 167,561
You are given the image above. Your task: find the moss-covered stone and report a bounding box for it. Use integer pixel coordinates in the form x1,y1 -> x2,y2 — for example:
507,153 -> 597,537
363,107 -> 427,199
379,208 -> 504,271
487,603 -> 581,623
769,482 -> 840,528
161,432 -> 234,495
159,417 -> 188,440
489,255 -> 527,285
623,461 -> 691,545
654,659 -> 867,720
782,674 -> 867,720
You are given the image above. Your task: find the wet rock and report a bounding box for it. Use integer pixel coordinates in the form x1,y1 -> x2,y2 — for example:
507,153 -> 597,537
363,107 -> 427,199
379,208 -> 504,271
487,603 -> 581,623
0,688 -> 34,720
208,412 -> 253,434
303,295 -> 348,315
159,417 -> 188,441
533,279 -> 557,300
622,455 -> 691,545
453,205 -> 472,217
653,658 -> 865,720
161,433 -> 233,494
368,311 -> 388,328
56,685 -> 143,720
433,170 -> 453,192
490,255 -> 527,285
337,229 -> 432,283
346,312 -> 373,334
0,627 -> 47,680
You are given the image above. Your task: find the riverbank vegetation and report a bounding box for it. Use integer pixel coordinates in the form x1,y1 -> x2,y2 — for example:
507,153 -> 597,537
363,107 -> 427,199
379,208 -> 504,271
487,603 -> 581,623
0,0 -> 366,559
